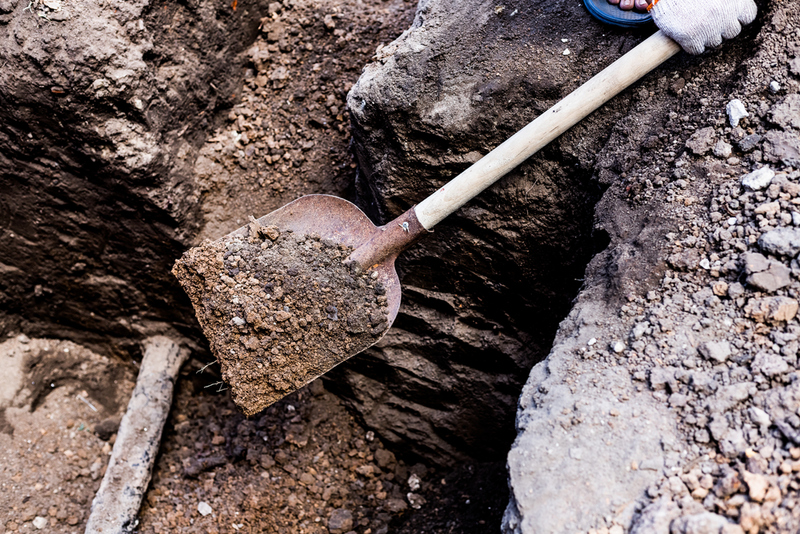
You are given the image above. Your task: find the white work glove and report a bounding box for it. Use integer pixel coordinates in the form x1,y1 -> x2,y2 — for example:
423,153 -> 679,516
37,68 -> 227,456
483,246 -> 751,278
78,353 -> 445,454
650,0 -> 758,55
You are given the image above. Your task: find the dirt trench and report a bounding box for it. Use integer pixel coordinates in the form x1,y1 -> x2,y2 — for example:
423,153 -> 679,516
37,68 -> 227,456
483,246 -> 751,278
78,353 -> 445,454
0,0 -> 517,531
3,0 -> 793,533
0,0 -> 609,471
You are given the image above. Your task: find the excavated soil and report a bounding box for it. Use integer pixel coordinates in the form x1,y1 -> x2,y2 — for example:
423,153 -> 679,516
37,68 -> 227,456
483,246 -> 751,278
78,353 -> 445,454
1,0 -> 508,532
174,225 -> 389,416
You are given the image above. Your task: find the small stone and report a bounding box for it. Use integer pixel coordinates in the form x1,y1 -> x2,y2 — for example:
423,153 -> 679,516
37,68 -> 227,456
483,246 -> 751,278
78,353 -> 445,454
198,502 -> 213,516
263,225 -> 280,241
745,296 -> 799,324
686,127 -> 716,155
793,212 -> 800,226
698,340 -> 732,363
727,282 -> 745,299
668,475 -> 688,496
742,471 -> 769,502
712,281 -> 728,297
670,512 -> 730,534
747,261 -> 791,293
90,457 -> 104,480
32,517 -> 48,530
742,252 -> 770,274
754,201 -> 780,215
94,418 -> 120,441
407,492 -> 426,509
328,508 -> 353,534
758,227 -> 800,256
384,498 -> 408,513
356,464 -> 375,476
763,130 -> 800,167
738,133 -> 763,153
751,350 -> 789,377
727,99 -> 749,127
612,341 -> 625,353
630,499 -> 681,534
749,407 -> 771,427
769,81 -> 781,94
720,429 -> 748,458
668,249 -> 700,271
713,140 -> 733,158
649,368 -> 674,391
770,94 -> 800,130
714,471 -> 741,497
259,454 -> 275,469
741,167 -> 775,190
669,393 -> 690,407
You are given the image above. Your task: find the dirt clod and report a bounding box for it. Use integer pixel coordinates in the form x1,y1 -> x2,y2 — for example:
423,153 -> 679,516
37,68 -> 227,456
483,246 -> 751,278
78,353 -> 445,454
174,228 -> 389,415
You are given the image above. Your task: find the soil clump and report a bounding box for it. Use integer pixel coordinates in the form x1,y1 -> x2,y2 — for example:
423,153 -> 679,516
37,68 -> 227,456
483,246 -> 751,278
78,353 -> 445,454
174,225 -> 389,415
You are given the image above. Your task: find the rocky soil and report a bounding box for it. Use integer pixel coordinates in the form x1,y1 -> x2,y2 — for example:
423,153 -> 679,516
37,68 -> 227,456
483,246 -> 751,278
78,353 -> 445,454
0,335 -> 504,533
0,336 -> 135,532
504,2 -> 800,533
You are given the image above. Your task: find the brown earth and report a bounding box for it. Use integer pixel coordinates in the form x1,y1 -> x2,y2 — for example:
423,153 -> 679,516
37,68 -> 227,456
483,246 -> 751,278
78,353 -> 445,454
0,0 -> 509,532
173,226 -> 389,415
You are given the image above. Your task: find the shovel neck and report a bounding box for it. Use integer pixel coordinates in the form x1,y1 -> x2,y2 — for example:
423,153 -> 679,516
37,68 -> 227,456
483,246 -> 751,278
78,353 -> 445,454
346,206 -> 429,270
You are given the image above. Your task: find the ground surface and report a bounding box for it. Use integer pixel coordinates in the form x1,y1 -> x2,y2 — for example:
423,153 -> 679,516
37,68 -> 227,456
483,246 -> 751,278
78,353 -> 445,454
0,336 -> 505,534
506,3 -> 800,532
0,336 -> 135,533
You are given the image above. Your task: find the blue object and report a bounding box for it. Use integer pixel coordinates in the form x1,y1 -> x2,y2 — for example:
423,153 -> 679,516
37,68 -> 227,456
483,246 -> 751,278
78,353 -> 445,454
584,0 -> 652,28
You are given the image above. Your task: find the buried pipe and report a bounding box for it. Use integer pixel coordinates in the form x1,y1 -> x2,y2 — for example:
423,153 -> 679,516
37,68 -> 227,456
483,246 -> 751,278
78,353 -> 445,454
85,336 -> 189,534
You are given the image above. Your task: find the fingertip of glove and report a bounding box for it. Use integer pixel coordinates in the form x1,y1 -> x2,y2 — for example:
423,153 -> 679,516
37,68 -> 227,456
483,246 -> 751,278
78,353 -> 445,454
740,0 -> 758,24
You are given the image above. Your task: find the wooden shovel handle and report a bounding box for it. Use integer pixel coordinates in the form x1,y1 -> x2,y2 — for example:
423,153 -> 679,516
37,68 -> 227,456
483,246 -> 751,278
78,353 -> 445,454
413,30 -> 681,230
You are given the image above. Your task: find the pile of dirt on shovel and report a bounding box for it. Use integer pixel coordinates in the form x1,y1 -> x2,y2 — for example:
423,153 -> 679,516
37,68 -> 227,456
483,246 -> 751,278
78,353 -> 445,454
173,222 -> 390,416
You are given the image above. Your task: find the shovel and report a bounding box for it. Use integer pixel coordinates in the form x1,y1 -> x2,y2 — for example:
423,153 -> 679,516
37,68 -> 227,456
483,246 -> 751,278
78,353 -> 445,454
175,31 -> 680,415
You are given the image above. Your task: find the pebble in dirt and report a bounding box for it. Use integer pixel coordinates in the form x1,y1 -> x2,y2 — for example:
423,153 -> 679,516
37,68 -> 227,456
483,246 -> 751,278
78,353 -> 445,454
173,220 -> 390,415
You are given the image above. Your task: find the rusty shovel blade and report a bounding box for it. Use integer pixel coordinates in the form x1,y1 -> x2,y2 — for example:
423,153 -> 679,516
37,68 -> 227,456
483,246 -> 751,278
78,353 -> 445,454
174,194 -> 428,415
233,194 -> 429,331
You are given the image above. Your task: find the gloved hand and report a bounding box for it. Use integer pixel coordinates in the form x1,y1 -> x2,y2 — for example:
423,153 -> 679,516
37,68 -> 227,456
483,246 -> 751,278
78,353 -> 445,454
650,0 -> 758,55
